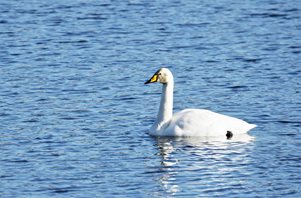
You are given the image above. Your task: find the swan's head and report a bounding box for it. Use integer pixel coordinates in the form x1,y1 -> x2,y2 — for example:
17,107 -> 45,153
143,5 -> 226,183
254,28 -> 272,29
145,68 -> 173,84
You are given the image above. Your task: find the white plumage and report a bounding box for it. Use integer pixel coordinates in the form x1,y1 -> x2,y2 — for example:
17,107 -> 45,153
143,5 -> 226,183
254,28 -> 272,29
145,68 -> 256,137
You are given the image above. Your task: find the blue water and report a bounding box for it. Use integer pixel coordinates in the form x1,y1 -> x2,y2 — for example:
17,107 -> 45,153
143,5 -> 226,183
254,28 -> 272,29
1,0 -> 301,197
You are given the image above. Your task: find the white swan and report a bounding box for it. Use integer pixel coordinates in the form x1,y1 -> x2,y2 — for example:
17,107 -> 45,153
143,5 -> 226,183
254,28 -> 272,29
145,68 -> 256,137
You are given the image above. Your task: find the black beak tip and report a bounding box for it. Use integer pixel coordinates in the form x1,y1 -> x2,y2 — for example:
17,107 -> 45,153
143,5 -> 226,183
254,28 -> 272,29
144,80 -> 150,85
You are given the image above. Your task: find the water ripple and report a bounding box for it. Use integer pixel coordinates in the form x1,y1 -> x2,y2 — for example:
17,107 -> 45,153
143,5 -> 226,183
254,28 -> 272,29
1,0 -> 301,197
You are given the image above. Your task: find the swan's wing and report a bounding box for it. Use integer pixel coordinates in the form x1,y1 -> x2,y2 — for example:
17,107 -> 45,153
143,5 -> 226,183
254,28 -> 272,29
166,109 -> 255,136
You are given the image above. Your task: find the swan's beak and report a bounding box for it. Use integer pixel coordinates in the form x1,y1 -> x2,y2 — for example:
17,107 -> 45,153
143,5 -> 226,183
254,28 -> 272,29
145,73 -> 158,84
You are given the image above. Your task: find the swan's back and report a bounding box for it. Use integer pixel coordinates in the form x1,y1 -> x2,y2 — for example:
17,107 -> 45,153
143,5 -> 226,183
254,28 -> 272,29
163,109 -> 256,137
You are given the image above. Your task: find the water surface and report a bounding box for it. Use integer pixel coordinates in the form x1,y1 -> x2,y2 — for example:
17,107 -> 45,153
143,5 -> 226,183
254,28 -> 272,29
1,0 -> 301,197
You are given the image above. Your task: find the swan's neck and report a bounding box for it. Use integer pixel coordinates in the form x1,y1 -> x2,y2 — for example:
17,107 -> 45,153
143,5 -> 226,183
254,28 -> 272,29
154,81 -> 174,131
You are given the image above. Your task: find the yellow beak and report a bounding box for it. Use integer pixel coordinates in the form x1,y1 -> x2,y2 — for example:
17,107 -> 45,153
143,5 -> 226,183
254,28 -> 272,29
145,73 -> 158,84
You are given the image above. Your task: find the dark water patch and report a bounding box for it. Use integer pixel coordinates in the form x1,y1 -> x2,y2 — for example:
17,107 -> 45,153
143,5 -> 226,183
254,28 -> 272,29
77,16 -> 107,21
50,187 -> 77,194
4,159 -> 29,163
60,117 -> 78,120
227,85 -> 250,91
284,8 -> 300,12
205,59 -> 219,63
289,45 -> 301,54
288,45 -> 301,49
0,174 -> 13,179
77,39 -> 88,43
277,120 -> 301,126
291,50 -> 301,54
22,119 -> 39,123
248,13 -> 288,18
0,112 -> 10,117
242,58 -> 262,63
176,22 -> 210,28
119,97 -> 137,101
278,133 -> 298,137
61,89 -> 97,94
69,109 -> 91,114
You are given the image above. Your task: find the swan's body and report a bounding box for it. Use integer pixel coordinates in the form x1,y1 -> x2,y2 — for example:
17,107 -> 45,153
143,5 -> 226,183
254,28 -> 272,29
145,68 -> 256,137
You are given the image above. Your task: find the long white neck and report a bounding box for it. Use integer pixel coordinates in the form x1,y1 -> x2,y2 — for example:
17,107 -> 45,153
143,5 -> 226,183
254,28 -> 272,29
154,80 -> 174,131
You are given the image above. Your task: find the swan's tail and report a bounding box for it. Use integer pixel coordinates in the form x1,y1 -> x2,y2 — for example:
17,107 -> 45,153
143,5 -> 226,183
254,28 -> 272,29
247,123 -> 257,131
238,123 -> 257,134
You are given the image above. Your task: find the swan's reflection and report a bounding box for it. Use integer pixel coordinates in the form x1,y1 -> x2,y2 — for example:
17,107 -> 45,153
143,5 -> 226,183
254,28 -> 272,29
155,138 -> 179,195
154,134 -> 255,195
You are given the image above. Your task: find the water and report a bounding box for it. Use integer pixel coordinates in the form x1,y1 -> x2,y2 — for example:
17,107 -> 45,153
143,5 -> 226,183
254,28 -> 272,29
1,0 -> 300,197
